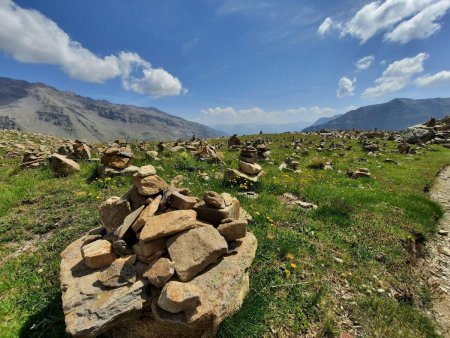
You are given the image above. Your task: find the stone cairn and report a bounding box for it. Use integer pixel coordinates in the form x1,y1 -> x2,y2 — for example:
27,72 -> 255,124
224,145 -> 265,185
60,165 -> 257,337
57,139 -> 91,160
21,146 -> 51,169
228,134 -> 241,151
97,140 -> 139,177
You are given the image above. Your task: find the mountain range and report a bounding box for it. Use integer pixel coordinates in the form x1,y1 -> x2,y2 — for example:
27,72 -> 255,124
0,77 -> 221,142
303,98 -> 450,132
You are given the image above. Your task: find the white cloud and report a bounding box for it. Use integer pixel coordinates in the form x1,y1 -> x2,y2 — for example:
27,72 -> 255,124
356,55 -> 375,70
325,0 -> 449,43
415,70 -> 450,87
198,106 -> 336,125
0,0 -> 183,97
337,77 -> 356,98
362,53 -> 429,97
384,1 -> 450,43
318,17 -> 334,35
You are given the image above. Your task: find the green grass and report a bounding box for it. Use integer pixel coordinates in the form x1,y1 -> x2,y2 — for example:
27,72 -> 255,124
0,131 -> 448,337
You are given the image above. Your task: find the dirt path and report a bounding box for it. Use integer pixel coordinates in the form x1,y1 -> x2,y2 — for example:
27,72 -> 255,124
422,166 -> 450,337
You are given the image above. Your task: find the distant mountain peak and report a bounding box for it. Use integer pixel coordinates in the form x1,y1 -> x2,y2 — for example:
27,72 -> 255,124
0,77 -> 222,142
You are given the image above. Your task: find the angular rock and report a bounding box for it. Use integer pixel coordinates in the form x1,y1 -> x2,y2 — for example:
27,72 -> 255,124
203,191 -> 225,209
101,153 -> 131,169
170,191 -> 197,210
132,195 -> 162,232
157,281 -> 202,314
143,257 -> 175,288
98,196 -> 131,232
132,238 -> 166,258
124,185 -> 149,211
238,160 -> 262,175
133,174 -> 169,196
60,237 -> 148,337
139,210 -> 197,242
81,239 -> 116,269
194,199 -> 240,225
167,224 -> 228,282
224,168 -> 265,183
49,153 -> 80,175
112,239 -> 133,257
135,165 -> 156,178
217,220 -> 247,241
98,255 -> 137,288
115,205 -> 145,243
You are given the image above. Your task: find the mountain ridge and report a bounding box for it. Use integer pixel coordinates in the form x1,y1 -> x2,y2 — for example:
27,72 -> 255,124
0,77 -> 222,142
303,97 -> 450,132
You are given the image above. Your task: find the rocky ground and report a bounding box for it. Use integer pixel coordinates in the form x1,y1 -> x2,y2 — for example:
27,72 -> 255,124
0,119 -> 450,337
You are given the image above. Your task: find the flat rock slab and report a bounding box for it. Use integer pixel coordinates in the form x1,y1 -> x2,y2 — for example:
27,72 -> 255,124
109,232 -> 257,338
60,236 -> 148,337
139,210 -> 197,242
167,224 -> 228,282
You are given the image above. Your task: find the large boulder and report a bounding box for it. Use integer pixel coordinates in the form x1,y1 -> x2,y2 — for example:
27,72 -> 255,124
49,154 -> 80,175
404,127 -> 435,144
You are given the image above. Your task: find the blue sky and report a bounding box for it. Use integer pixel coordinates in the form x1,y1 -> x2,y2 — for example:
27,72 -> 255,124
1,0 -> 450,128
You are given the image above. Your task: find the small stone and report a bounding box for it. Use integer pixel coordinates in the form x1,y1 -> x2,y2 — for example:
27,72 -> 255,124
112,240 -> 133,257
334,257 -> 344,264
157,281 -> 202,314
203,191 -> 225,209
170,191 -> 197,210
98,196 -> 131,232
135,165 -> 156,178
238,161 -> 262,175
81,239 -> 116,269
217,220 -> 247,241
139,210 -> 197,242
143,257 -> 175,288
194,199 -> 240,225
438,229 -> 449,236
133,174 -> 169,196
98,255 -> 137,288
132,195 -> 162,232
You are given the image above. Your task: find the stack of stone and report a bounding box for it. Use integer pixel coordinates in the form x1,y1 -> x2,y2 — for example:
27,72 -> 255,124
21,146 -> 51,168
224,146 -> 265,184
278,157 -> 300,172
228,134 -> 241,151
255,143 -> 271,161
192,143 -> 224,164
57,139 -> 91,160
97,141 -> 139,177
60,166 -> 257,337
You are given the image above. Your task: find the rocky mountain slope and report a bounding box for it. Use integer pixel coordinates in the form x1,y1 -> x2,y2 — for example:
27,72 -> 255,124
0,77 -> 221,142
304,98 -> 450,131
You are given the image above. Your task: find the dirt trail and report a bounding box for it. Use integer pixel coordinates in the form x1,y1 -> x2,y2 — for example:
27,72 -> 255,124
422,166 -> 450,337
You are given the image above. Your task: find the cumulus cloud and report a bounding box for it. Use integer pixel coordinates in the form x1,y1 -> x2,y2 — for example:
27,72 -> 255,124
317,17 -> 334,35
356,55 -> 375,70
384,1 -> 450,43
0,0 -> 183,97
415,70 -> 450,87
337,77 -> 356,98
198,106 -> 336,125
362,53 -> 428,97
324,0 -> 450,43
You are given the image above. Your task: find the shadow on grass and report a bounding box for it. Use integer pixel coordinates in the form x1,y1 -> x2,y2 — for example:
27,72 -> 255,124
19,291 -> 68,338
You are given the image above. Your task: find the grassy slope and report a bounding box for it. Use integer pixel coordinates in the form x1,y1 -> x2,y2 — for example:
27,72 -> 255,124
0,132 -> 448,338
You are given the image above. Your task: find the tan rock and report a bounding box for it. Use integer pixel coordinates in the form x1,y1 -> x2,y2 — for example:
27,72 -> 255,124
238,160 -> 262,175
224,168 -> 265,183
217,220 -> 247,241
167,224 -> 228,282
139,210 -> 197,242
203,191 -> 225,209
170,191 -> 197,210
157,281 -> 202,314
101,153 -> 131,169
98,196 -> 131,232
135,165 -> 156,178
133,174 -> 169,196
115,205 -> 145,243
132,195 -> 162,232
143,257 -> 175,288
49,153 -> 80,175
132,238 -> 166,258
98,255 -> 137,288
194,199 -> 240,225
81,239 -> 116,269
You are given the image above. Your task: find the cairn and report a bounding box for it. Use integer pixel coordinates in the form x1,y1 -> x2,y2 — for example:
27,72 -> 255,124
228,134 -> 241,151
97,140 -> 138,177
60,165 -> 257,337
21,146 -> 50,168
224,145 -> 265,185
57,139 -> 91,160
